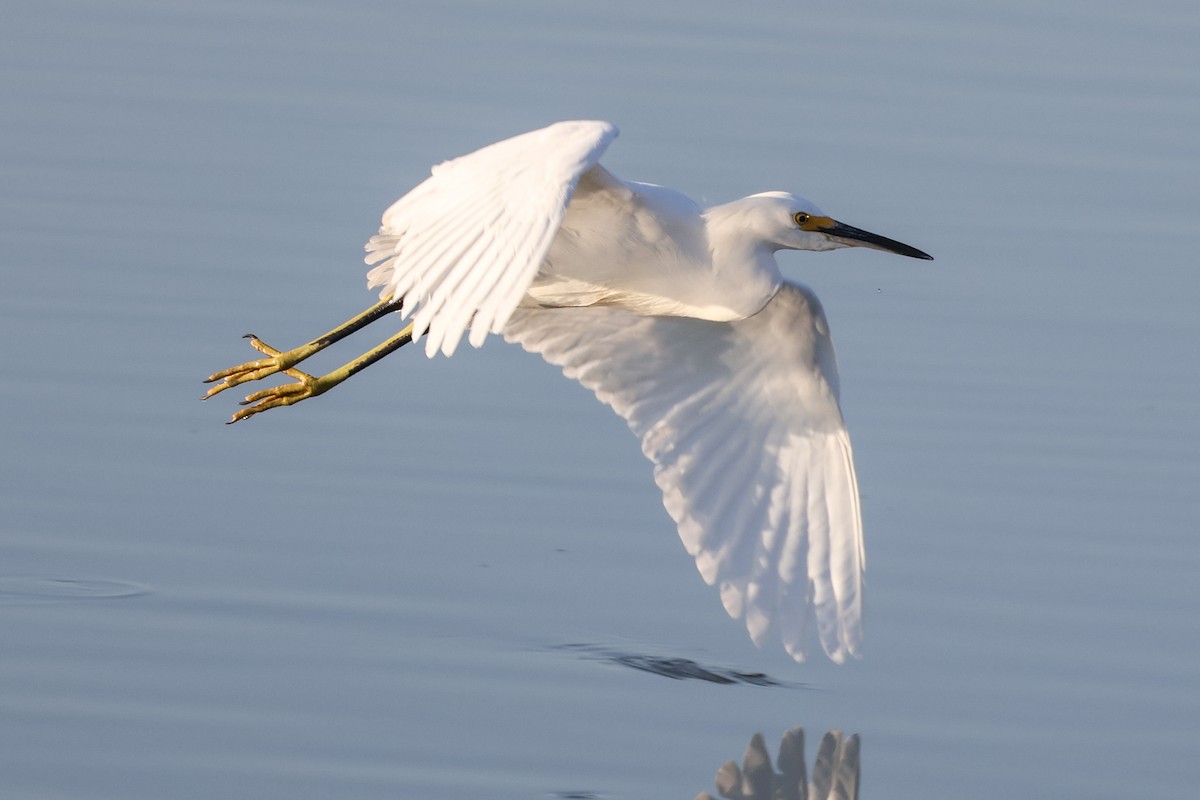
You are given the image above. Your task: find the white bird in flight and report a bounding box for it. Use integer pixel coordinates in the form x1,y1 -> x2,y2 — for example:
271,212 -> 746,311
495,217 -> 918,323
204,121 -> 931,664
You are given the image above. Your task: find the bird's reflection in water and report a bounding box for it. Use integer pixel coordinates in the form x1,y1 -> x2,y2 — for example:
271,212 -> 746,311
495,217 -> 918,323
696,727 -> 860,800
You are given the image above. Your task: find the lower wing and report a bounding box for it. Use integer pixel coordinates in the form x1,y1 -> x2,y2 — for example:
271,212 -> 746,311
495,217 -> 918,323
504,283 -> 864,663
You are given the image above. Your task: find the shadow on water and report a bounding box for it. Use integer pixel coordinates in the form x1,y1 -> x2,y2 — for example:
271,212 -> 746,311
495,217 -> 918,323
555,643 -> 796,687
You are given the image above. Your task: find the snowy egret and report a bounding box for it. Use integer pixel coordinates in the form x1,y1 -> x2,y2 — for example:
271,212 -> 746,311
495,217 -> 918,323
204,121 -> 931,664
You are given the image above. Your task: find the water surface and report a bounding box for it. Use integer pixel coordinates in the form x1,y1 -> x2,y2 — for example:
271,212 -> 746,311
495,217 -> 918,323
2,1 -> 1197,797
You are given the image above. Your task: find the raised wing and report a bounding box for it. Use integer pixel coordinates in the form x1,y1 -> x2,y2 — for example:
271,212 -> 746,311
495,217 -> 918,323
504,283 -> 865,663
365,120 -> 618,357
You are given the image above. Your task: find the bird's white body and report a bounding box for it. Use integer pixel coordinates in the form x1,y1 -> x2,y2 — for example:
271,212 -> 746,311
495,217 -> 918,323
365,121 -> 838,357
224,120 -> 930,663
531,170 -> 782,323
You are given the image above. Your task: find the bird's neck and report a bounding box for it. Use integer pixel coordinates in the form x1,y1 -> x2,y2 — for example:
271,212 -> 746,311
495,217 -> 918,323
704,209 -> 784,319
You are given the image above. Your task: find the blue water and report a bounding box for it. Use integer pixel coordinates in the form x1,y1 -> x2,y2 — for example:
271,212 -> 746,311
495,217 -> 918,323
2,1 -> 1197,797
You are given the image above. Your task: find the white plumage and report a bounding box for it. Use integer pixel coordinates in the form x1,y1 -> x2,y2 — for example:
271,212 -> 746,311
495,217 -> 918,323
208,120 -> 932,663
505,284 -> 863,662
366,121 -> 623,357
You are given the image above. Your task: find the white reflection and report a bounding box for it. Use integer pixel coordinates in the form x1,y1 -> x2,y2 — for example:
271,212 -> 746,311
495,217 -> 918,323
696,727 -> 860,800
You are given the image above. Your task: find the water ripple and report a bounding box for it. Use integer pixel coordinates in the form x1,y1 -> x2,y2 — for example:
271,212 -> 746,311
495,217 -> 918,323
0,576 -> 148,604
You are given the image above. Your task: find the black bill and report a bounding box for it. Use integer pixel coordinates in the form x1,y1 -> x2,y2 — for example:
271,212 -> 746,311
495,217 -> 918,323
824,221 -> 933,260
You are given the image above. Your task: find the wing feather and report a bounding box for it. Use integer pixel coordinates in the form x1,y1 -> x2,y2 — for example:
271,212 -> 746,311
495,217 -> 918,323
365,120 -> 619,357
504,282 -> 866,663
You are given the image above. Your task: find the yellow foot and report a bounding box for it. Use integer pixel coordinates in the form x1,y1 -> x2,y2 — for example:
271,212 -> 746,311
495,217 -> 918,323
203,335 -> 308,400
204,311 -> 414,424
228,366 -> 333,424
204,336 -> 329,423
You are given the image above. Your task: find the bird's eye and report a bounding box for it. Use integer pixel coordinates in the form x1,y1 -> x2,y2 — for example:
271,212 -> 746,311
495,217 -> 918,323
793,212 -> 811,226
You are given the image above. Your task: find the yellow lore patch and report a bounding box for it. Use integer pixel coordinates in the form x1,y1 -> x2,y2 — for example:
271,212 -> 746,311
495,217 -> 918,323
797,214 -> 837,232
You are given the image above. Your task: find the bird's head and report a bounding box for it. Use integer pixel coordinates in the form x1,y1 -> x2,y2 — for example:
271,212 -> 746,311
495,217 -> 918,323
726,191 -> 933,260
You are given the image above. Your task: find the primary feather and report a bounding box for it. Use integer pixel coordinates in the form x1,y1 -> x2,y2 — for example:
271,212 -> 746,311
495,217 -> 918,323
366,120 -> 619,357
